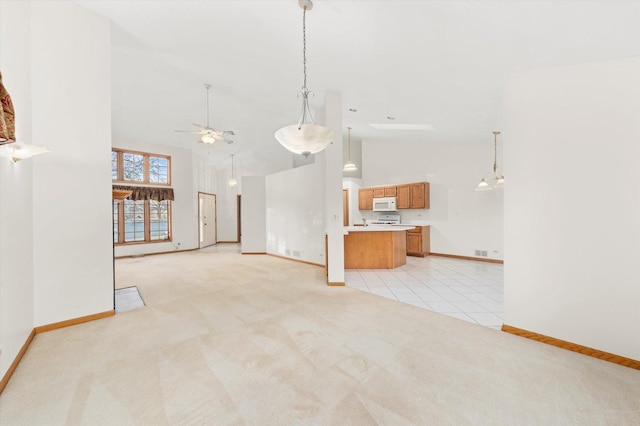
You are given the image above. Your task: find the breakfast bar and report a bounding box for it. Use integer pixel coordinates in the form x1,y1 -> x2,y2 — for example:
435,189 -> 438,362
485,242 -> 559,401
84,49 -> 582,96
343,225 -> 415,269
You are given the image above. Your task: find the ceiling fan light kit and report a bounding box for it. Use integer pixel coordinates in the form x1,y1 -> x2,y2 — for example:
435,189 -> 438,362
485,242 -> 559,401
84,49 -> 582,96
176,83 -> 235,145
475,131 -> 505,191
274,0 -> 333,158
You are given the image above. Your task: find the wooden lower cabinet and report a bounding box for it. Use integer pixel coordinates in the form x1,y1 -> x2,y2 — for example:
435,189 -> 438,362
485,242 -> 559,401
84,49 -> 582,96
406,226 -> 430,257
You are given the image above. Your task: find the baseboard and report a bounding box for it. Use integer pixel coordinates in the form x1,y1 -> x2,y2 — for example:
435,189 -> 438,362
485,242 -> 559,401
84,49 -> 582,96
267,253 -> 324,268
502,324 -> 640,371
242,252 -> 266,255
34,310 -> 115,334
217,241 -> 240,244
115,247 -> 198,259
430,252 -> 504,264
0,310 -> 116,396
327,282 -> 345,286
0,329 -> 36,395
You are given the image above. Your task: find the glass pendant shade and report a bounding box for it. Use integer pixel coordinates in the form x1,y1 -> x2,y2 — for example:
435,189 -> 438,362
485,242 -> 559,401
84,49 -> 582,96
475,178 -> 493,191
343,126 -> 357,171
343,161 -> 357,171
275,0 -> 333,157
275,123 -> 333,158
228,178 -> 237,187
3,141 -> 49,162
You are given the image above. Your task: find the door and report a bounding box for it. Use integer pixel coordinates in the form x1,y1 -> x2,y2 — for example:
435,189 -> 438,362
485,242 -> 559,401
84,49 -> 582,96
342,189 -> 349,226
198,192 -> 216,248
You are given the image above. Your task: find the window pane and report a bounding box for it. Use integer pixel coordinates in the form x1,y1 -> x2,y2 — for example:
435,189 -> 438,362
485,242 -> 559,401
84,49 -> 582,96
113,201 -> 119,243
149,156 -> 168,183
111,151 -> 118,180
149,200 -> 170,240
123,200 -> 145,242
123,153 -> 144,182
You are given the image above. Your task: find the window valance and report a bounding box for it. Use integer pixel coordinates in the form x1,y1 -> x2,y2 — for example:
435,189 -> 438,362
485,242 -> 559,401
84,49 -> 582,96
112,185 -> 174,201
0,71 -> 16,144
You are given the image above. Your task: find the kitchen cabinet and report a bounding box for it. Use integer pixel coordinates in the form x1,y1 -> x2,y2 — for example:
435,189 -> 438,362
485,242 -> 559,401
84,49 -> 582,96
372,186 -> 398,198
396,184 -> 410,209
406,226 -> 430,257
344,228 -> 409,269
358,188 -> 374,210
410,182 -> 429,209
359,182 -> 430,210
373,187 -> 385,198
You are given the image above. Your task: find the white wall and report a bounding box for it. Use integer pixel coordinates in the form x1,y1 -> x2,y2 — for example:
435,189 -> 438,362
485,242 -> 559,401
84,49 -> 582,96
241,176 -> 266,253
30,1 -> 114,326
504,57 -> 640,360
0,0 -> 35,381
362,139 -> 504,260
265,159 -> 326,265
113,141 -> 198,257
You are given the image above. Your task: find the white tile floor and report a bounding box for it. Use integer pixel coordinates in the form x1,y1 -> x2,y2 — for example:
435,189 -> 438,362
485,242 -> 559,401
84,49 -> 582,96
345,255 -> 504,329
115,286 -> 145,313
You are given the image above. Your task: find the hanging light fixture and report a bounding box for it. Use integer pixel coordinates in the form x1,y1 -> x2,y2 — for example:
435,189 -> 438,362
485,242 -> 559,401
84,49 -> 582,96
475,131 -> 504,191
274,0 -> 333,158
1,140 -> 49,163
228,154 -> 237,187
343,127 -> 357,171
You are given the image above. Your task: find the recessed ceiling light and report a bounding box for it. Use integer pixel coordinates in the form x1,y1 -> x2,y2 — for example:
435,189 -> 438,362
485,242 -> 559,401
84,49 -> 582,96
349,108 -> 357,112
386,116 -> 396,120
369,123 -> 434,130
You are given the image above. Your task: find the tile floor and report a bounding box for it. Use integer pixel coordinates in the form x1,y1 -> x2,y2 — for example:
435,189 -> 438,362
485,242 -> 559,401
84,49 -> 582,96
345,255 -> 504,329
114,285 -> 145,313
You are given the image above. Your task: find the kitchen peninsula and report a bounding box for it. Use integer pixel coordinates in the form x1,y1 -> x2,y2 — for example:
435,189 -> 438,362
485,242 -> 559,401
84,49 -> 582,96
344,225 -> 416,269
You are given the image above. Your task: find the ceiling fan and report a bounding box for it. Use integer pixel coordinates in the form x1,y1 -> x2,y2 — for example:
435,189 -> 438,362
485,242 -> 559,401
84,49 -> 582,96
175,83 -> 235,144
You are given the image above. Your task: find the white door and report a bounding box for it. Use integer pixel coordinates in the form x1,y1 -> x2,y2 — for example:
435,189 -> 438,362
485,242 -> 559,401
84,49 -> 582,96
198,192 -> 216,248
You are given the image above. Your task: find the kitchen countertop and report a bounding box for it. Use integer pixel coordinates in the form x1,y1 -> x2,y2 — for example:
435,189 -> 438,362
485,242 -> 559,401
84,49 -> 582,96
344,225 -> 416,234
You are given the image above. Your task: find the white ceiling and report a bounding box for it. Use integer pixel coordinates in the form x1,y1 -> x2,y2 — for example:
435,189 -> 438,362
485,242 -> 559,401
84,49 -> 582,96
75,0 -> 640,172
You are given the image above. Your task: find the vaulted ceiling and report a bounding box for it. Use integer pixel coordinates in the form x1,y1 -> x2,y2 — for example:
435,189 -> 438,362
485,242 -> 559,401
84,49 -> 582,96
75,0 -> 640,172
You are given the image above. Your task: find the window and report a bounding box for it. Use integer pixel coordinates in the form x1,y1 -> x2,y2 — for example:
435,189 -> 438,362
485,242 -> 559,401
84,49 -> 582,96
112,149 -> 171,185
112,149 -> 173,245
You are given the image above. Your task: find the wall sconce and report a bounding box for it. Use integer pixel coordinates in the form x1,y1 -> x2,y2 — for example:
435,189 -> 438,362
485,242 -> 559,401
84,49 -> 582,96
1,141 -> 49,163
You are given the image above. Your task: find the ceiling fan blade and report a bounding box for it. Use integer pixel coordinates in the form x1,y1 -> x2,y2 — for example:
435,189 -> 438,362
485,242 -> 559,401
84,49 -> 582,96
224,130 -> 235,136
175,129 -> 205,134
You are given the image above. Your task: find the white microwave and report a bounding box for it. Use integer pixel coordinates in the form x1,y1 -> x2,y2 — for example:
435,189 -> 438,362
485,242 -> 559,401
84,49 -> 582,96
373,197 -> 397,212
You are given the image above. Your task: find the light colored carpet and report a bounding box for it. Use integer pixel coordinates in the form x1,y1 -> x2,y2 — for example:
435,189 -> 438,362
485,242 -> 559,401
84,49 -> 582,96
1,244 -> 639,425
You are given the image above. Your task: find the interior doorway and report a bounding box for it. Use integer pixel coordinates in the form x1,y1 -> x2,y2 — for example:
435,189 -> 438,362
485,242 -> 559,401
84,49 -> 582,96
198,192 -> 217,248
342,188 -> 349,226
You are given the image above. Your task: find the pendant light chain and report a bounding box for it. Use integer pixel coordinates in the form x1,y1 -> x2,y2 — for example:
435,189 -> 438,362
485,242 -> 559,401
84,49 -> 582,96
493,132 -> 498,176
302,7 -> 307,92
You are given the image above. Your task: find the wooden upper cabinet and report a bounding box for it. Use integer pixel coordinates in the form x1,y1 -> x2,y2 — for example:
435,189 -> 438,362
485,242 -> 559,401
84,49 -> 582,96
358,188 -> 374,210
396,184 -> 410,209
361,182 -> 429,210
410,182 -> 430,209
373,187 -> 385,198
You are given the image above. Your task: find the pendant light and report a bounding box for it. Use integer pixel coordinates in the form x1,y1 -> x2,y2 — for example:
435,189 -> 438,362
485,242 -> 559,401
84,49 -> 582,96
228,154 -> 237,187
274,0 -> 333,158
475,131 -> 504,191
343,127 -> 357,171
